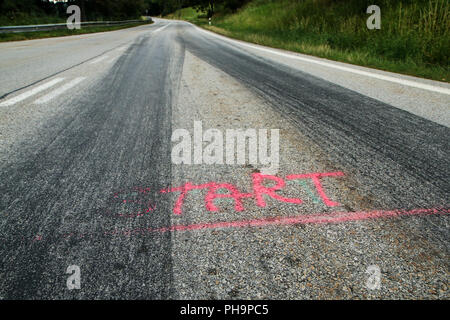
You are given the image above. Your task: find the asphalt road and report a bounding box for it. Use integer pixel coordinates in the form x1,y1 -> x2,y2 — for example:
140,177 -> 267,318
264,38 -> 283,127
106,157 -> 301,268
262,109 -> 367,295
0,19 -> 448,299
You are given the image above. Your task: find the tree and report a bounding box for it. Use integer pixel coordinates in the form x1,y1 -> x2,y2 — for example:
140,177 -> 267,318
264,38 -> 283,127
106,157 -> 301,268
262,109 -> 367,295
193,0 -> 216,18
193,0 -> 248,17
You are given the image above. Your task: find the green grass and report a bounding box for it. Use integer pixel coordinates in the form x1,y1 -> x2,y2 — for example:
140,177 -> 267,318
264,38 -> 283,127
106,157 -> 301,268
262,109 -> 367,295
166,7 -> 202,22
0,21 -> 152,43
0,13 -> 65,26
167,0 -> 449,82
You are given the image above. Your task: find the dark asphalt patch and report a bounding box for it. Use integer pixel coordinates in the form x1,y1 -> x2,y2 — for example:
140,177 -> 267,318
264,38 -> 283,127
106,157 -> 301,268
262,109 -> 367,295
0,28 -> 184,299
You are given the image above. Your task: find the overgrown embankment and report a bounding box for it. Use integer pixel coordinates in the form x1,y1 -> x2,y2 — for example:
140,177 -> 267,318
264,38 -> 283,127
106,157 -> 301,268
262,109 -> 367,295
167,0 -> 449,82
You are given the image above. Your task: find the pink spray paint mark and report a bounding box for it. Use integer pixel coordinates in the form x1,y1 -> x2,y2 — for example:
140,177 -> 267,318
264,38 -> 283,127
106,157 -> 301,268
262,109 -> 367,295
117,203 -> 157,218
162,182 -> 253,214
205,183 -> 253,212
162,182 -> 210,215
52,207 -> 449,242
111,186 -> 157,218
286,172 -> 344,206
162,171 -> 344,215
147,207 -> 449,233
252,173 -> 303,207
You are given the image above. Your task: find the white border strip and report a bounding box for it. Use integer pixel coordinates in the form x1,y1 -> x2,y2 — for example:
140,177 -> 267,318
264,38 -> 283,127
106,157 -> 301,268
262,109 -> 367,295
0,78 -> 65,107
35,77 -> 86,104
154,23 -> 171,33
194,25 -> 450,95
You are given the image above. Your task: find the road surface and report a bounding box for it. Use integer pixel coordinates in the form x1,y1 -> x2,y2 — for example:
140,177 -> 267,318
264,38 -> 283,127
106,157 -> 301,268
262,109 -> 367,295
0,19 -> 449,299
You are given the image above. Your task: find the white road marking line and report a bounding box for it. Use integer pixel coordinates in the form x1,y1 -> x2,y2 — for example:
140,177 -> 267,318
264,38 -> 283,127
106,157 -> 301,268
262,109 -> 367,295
151,26 -> 164,33
154,23 -> 171,33
89,55 -> 109,64
34,77 -> 86,104
0,78 -> 65,107
194,25 -> 450,96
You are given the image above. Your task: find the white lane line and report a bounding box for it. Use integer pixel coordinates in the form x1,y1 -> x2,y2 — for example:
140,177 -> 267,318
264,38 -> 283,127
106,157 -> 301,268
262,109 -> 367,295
151,26 -> 164,33
0,78 -> 65,107
89,55 -> 109,64
34,77 -> 86,104
194,25 -> 450,96
153,23 -> 171,33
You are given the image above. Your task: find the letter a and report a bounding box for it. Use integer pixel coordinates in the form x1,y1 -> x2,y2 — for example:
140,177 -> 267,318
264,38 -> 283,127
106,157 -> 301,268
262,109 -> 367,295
366,5 -> 381,30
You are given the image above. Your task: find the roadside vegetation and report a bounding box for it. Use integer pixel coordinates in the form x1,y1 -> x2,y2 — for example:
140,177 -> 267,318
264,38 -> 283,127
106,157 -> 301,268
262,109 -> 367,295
0,21 -> 152,42
167,0 -> 449,82
0,0 -> 153,42
0,0 -> 152,25
0,14 -> 64,27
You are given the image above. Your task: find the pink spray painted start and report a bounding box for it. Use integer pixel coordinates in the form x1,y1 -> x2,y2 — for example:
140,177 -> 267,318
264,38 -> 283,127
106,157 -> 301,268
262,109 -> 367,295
30,170 -> 448,242
161,171 -> 345,215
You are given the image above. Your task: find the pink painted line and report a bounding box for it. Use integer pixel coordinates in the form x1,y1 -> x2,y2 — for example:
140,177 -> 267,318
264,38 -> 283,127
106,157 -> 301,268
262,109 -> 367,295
54,207 -> 448,242
147,207 -> 449,234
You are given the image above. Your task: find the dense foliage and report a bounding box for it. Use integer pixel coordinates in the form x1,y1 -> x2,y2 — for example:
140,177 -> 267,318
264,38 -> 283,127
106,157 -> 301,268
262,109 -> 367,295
0,0 -> 248,25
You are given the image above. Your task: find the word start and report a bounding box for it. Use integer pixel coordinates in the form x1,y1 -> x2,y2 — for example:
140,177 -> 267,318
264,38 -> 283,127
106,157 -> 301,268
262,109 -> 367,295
115,172 -> 345,216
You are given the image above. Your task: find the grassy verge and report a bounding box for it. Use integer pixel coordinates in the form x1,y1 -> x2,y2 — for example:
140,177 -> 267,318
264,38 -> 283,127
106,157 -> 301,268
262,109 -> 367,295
0,21 -> 152,43
167,1 -> 449,82
0,14 -> 65,26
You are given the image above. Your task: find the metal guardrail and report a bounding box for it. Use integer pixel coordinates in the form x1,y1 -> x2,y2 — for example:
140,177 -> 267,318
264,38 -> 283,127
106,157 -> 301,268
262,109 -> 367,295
0,18 -> 152,34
